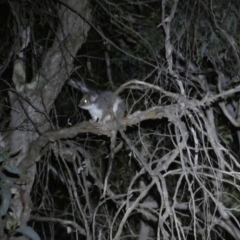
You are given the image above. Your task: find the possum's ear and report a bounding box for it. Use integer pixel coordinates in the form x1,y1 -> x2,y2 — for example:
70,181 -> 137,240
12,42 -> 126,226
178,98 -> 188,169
89,92 -> 98,102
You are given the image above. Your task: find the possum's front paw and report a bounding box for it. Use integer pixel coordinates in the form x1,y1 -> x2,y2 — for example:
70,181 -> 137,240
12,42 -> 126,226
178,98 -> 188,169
89,118 -> 99,123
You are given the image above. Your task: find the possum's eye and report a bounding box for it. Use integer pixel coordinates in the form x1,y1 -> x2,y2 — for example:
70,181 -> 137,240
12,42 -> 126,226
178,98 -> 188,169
84,99 -> 88,104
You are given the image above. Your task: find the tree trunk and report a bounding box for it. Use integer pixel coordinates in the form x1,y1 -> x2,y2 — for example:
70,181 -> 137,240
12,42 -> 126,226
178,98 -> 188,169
0,0 -> 91,238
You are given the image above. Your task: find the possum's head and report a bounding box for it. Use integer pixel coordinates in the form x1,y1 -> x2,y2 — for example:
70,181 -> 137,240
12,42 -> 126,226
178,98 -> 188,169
79,92 -> 98,110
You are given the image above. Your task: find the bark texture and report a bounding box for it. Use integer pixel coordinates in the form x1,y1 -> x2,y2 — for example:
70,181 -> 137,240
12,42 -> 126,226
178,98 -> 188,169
1,0 -> 91,237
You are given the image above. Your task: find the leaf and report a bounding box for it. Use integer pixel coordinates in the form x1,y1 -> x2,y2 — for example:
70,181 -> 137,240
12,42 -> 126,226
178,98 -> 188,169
0,170 -> 8,181
0,170 -> 14,186
6,219 -> 20,230
232,15 -> 237,34
0,146 -> 9,154
0,155 -> 5,163
210,32 -> 217,43
200,42 -> 208,58
10,187 -> 18,194
6,219 -> 14,230
226,16 -> 233,31
0,152 -> 9,163
229,5 -> 239,18
226,15 -> 237,33
16,225 -> 40,240
0,184 -> 11,216
3,165 -> 22,175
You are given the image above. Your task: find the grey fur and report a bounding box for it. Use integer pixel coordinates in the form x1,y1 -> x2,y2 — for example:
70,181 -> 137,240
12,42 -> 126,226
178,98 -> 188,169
79,91 -> 125,123
74,79 -> 125,198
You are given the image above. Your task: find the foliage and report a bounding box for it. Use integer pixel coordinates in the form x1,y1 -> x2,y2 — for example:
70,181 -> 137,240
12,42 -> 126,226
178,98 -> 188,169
0,0 -> 240,239
0,147 -> 40,240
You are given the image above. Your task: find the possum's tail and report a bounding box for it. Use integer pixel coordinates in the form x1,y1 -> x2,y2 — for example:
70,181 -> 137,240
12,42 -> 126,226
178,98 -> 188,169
102,130 -> 117,198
